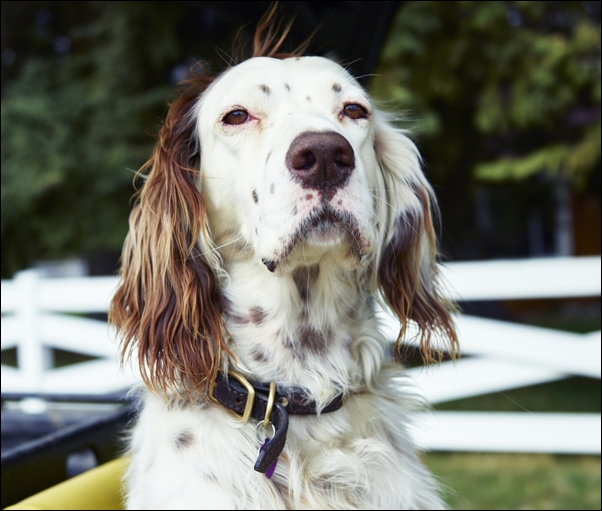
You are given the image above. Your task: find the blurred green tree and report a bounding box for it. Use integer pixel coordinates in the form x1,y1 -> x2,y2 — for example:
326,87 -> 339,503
1,2 -> 191,277
372,1 -> 600,258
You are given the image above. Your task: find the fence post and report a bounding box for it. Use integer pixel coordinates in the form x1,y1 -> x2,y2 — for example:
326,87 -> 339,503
14,270 -> 53,392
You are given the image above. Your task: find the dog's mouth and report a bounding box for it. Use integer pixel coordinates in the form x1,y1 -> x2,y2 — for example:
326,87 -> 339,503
280,207 -> 364,261
305,210 -> 346,242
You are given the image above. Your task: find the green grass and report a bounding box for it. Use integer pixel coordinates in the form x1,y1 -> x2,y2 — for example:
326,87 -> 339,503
426,378 -> 601,509
424,302 -> 601,510
423,452 -> 601,510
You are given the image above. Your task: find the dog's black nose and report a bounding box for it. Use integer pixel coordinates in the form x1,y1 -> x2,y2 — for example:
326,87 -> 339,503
286,132 -> 355,191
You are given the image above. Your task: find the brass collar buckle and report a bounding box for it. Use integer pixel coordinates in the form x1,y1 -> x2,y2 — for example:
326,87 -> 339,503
210,370 -> 256,423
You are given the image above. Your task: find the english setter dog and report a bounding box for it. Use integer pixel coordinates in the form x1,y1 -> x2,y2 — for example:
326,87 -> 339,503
110,11 -> 457,510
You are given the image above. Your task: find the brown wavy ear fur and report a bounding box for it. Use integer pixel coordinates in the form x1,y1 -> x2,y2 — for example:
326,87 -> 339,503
374,118 -> 459,364
109,72 -> 230,399
378,186 -> 459,364
109,3 -> 308,399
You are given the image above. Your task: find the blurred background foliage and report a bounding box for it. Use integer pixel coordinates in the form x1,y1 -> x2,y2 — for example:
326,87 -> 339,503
1,1 -> 600,277
372,1 -> 601,260
1,2 -> 199,277
374,1 -> 600,187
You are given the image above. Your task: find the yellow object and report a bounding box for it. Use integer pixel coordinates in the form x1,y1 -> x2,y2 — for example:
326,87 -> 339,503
5,457 -> 127,511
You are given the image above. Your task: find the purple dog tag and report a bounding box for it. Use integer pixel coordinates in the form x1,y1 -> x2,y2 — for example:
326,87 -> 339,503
260,439 -> 278,478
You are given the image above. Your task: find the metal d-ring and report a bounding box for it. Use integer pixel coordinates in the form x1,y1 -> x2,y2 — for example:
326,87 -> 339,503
256,420 -> 276,443
263,382 -> 276,429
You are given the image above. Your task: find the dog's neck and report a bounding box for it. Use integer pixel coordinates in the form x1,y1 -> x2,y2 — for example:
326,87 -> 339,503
220,254 -> 387,406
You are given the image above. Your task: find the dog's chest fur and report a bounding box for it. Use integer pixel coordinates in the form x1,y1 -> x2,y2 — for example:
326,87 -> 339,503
125,374 -> 444,510
124,260 -> 444,509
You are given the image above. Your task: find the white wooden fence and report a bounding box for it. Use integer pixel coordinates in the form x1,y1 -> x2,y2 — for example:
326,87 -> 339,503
1,270 -> 134,395
1,257 -> 600,454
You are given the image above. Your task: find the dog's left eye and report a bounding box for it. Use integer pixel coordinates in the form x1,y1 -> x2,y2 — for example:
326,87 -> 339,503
343,104 -> 367,120
223,110 -> 249,125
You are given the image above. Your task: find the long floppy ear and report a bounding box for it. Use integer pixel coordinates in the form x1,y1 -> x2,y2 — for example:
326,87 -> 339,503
372,112 -> 458,363
109,81 -> 231,399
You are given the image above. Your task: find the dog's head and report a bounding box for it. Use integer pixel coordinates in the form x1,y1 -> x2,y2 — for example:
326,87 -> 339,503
197,55 -> 378,276
110,11 -> 457,397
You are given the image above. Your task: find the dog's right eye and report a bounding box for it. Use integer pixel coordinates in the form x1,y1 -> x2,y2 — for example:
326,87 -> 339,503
223,110 -> 249,125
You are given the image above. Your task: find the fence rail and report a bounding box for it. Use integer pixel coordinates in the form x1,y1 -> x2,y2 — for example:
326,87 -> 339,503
2,257 -> 600,453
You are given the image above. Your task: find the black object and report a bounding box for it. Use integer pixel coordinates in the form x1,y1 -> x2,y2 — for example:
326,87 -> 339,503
187,1 -> 401,86
1,392 -> 130,453
1,398 -> 134,509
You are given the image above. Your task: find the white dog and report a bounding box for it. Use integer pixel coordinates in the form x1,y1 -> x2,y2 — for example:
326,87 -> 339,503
110,10 -> 458,510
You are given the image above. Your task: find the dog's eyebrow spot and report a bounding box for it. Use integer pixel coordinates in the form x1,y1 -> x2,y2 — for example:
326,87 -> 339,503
250,306 -> 267,325
175,431 -> 195,449
252,189 -> 259,203
284,83 -> 291,91
332,83 -> 342,93
259,84 -> 271,95
252,346 -> 270,363
305,193 -> 313,200
270,183 -> 275,194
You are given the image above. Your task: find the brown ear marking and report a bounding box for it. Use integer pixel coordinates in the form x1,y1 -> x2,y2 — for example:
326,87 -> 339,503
109,80 -> 232,401
378,185 -> 458,365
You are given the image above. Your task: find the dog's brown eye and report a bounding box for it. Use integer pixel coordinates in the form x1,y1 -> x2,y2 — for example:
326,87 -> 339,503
223,110 -> 249,125
343,104 -> 366,120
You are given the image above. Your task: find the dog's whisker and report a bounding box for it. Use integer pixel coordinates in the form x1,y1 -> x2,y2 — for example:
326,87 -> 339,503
188,235 -> 245,259
370,192 -> 421,237
353,73 -> 384,81
369,192 -> 403,217
342,57 -> 363,73
496,391 -> 537,416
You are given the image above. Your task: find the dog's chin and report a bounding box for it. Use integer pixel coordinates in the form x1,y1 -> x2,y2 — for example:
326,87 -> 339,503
264,209 -> 367,275
304,217 -> 347,246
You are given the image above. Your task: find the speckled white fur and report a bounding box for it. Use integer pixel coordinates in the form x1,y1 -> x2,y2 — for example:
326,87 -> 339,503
123,56 -> 446,510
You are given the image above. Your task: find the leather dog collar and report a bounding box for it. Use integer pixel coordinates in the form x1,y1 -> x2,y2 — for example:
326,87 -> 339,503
210,371 -> 345,473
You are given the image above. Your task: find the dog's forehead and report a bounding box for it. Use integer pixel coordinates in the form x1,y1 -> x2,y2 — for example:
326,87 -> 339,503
205,56 -> 364,106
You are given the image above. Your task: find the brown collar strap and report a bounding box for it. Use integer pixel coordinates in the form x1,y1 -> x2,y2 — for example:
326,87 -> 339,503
210,371 -> 345,473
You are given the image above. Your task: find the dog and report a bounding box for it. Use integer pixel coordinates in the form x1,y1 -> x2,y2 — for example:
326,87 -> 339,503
110,9 -> 458,510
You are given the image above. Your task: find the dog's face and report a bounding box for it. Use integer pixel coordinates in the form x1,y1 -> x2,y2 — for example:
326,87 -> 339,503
197,56 -> 378,274
110,51 -> 458,397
